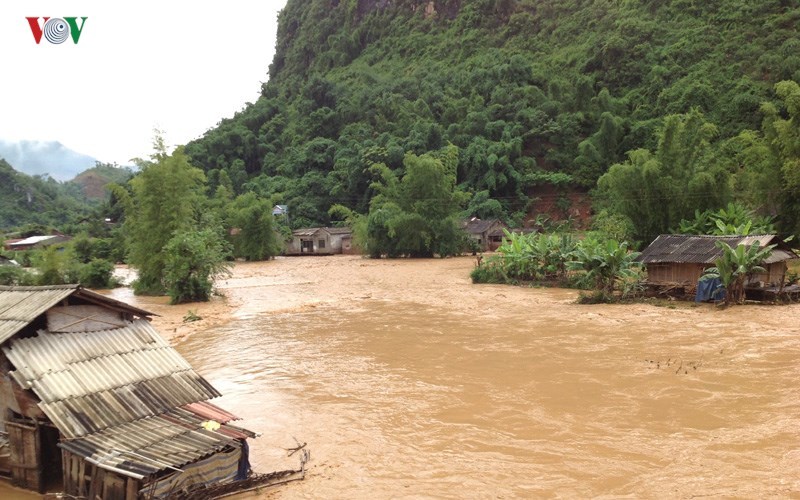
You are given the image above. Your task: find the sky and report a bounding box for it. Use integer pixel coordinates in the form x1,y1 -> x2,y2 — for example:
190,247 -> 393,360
0,0 -> 288,166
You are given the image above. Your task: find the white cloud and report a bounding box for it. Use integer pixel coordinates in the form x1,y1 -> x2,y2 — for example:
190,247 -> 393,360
0,0 -> 287,165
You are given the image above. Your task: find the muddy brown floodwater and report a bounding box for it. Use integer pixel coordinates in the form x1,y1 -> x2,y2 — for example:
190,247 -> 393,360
3,255 -> 798,498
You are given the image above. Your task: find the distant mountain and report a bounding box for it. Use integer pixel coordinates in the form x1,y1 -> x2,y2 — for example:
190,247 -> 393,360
71,163 -> 134,200
0,140 -> 97,181
0,158 -> 93,230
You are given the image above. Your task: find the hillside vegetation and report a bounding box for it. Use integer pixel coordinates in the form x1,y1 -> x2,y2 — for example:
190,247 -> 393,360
184,0 -> 800,238
0,159 -> 131,232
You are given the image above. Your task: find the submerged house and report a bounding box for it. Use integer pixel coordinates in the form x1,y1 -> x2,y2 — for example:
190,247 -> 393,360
462,218 -> 508,252
327,227 -> 356,254
636,234 -> 798,292
0,285 -> 255,498
286,227 -> 354,255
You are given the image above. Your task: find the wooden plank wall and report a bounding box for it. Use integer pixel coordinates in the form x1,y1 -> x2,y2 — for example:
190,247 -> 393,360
62,450 -> 88,498
47,305 -> 125,333
65,452 -> 139,500
6,421 -> 41,492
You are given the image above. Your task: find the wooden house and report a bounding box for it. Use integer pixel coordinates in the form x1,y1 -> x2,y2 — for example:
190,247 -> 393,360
462,218 -> 508,252
0,285 -> 255,499
636,234 -> 798,290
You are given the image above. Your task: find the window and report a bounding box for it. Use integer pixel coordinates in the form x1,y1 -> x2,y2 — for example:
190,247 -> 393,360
318,239 -> 326,249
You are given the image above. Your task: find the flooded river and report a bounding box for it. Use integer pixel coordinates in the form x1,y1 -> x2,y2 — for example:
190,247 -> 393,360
2,256 -> 798,498
177,256 -> 799,498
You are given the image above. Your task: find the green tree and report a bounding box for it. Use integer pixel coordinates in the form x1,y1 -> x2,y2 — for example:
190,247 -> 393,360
163,227 -> 232,304
676,203 -> 776,236
364,146 -> 469,257
231,193 -> 282,260
79,259 -> 116,289
597,110 -> 729,243
33,245 -> 78,285
568,238 -> 642,302
761,81 -> 800,235
125,136 -> 207,295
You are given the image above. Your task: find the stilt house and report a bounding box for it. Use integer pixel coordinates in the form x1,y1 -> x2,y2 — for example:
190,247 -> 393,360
0,285 -> 255,499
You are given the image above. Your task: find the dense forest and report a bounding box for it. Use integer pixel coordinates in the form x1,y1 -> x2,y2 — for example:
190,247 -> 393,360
183,0 -> 800,241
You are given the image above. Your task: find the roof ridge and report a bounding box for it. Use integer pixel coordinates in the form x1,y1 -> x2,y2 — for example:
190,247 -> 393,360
0,284 -> 80,291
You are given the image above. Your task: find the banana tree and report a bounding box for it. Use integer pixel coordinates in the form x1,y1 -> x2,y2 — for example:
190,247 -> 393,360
701,241 -> 776,305
568,238 -> 641,301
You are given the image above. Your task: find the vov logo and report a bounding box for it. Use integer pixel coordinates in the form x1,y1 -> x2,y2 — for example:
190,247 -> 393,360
26,17 -> 88,45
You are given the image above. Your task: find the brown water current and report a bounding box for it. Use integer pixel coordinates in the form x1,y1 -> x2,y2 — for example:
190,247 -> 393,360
2,255 -> 798,498
177,256 -> 799,498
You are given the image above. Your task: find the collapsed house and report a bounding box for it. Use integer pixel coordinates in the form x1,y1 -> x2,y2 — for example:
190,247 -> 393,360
0,285 -> 256,498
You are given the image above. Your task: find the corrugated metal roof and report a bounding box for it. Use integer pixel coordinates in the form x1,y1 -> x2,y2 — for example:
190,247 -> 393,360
8,235 -> 60,246
0,285 -> 78,344
326,227 -> 352,235
0,285 -> 154,345
183,401 -> 240,424
636,234 -> 798,264
58,407 -> 251,479
3,320 -> 221,438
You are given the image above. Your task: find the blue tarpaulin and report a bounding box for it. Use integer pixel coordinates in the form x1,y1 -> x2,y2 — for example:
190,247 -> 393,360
696,277 -> 725,302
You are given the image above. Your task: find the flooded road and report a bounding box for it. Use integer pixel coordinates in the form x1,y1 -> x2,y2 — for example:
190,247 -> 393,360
171,256 -> 799,498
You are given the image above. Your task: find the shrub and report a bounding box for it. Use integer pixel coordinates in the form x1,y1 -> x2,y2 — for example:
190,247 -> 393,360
470,258 -> 511,284
163,229 -> 232,304
79,259 -> 116,288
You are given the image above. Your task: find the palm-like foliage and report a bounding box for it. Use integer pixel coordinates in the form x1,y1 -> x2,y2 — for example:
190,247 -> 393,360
474,231 -> 643,302
701,241 -> 776,305
676,202 -> 776,236
493,230 -> 578,283
568,239 -> 642,301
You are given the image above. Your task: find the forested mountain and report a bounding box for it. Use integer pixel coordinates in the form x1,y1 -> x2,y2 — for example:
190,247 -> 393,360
185,0 -> 800,233
0,158 -> 88,229
0,159 -> 130,231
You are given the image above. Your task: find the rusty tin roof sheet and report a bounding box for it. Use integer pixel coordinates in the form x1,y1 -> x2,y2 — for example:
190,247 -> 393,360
183,401 -> 240,424
58,407 -> 253,480
3,320 -> 221,438
0,285 -> 154,345
636,234 -> 798,265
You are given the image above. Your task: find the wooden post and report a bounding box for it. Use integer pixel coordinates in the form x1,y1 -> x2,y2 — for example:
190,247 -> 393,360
125,477 -> 139,500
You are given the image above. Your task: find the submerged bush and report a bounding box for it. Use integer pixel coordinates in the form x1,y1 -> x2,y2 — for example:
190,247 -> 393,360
470,258 -> 512,284
79,259 -> 117,289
